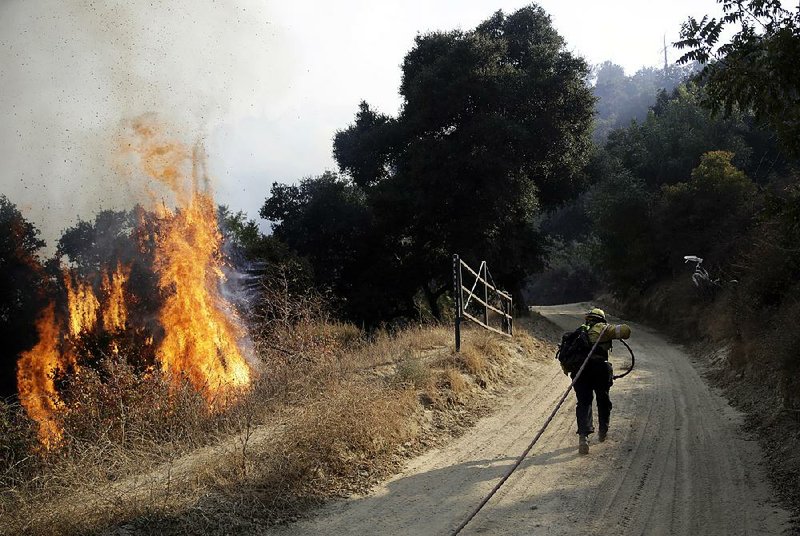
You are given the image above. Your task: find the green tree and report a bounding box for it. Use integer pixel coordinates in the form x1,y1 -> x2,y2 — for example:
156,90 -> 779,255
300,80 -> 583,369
260,172 -> 419,320
218,205 -> 312,297
677,0 -> 800,155
604,84 -> 752,188
656,151 -> 757,273
333,102 -> 400,189
0,196 -> 48,397
56,209 -> 137,275
332,5 -> 595,313
586,158 -> 662,291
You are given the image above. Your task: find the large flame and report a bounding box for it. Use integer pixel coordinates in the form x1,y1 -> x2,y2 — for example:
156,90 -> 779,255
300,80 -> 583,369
125,117 -> 251,397
154,193 -> 251,396
16,305 -> 66,448
16,115 -> 252,447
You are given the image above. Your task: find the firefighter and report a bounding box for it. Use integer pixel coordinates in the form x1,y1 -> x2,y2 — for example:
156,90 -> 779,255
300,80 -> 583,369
573,307 -> 631,455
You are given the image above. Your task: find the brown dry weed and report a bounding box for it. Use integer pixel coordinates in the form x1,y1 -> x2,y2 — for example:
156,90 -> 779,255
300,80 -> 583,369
0,316 -> 547,535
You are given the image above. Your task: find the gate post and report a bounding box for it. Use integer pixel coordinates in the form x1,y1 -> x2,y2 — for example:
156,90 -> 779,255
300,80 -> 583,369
509,296 -> 513,336
482,261 -> 489,327
453,254 -> 462,352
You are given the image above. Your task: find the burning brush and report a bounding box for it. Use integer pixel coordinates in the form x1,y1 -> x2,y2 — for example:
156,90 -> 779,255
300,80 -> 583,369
16,115 -> 253,448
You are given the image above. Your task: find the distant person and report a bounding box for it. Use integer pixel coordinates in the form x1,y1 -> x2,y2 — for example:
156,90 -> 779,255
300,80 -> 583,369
557,307 -> 631,455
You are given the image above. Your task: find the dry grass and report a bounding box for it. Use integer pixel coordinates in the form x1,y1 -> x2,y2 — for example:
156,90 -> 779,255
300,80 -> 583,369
437,329 -> 512,387
346,325 -> 451,371
440,368 -> 468,403
394,355 -> 435,390
0,308 -> 548,535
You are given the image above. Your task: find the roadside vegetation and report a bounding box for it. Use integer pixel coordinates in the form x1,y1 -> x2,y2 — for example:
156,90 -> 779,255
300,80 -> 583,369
2,0 -> 800,532
0,274 -> 549,534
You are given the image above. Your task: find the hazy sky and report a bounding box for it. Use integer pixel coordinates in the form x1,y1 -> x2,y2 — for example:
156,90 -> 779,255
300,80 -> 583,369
0,0 -> 724,243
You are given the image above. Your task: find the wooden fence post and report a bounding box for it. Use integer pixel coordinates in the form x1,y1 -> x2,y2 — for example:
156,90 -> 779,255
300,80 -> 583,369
453,254 -> 462,352
482,261 -> 489,327
509,297 -> 513,336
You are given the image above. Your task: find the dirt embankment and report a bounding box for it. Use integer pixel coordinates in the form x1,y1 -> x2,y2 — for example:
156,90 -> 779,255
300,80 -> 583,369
688,341 -> 800,531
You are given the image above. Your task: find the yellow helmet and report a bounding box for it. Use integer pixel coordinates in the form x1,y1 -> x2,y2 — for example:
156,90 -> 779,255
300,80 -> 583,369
585,307 -> 606,323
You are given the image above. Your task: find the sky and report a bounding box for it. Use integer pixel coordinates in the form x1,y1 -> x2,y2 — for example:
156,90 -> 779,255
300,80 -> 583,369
0,0 -> 725,244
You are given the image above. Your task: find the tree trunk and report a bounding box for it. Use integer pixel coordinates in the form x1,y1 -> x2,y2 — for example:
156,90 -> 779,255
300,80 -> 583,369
423,282 -> 442,321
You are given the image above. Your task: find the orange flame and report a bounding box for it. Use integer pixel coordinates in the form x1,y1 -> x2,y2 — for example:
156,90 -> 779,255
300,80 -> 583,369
64,271 -> 100,338
16,305 -> 66,448
125,115 -> 251,397
101,263 -> 130,332
154,193 -> 251,396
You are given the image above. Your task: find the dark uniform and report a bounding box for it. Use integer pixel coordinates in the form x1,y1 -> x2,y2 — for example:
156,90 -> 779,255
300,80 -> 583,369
572,308 -> 631,454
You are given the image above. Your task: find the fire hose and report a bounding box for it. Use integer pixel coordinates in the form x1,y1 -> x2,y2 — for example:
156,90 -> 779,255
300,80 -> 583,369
613,339 -> 635,380
450,325 -> 636,535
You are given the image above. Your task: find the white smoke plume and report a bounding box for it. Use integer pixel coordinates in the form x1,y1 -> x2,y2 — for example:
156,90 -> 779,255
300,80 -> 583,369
0,0 -> 292,245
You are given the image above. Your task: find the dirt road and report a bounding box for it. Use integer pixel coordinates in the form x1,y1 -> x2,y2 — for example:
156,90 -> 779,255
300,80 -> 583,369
268,304 -> 790,535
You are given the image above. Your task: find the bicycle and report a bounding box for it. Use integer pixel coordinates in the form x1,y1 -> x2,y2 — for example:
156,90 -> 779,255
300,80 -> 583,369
683,255 -> 720,289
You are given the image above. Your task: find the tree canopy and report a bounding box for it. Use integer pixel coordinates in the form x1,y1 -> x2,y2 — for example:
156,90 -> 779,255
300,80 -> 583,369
592,61 -> 697,142
0,196 -> 47,396
316,5 -> 596,319
676,0 -> 800,155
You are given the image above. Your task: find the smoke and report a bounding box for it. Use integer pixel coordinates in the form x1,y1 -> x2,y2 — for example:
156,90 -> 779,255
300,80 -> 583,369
0,0 -> 293,246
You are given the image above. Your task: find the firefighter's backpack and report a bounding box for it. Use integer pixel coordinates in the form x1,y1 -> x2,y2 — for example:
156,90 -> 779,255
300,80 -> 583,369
555,326 -> 592,374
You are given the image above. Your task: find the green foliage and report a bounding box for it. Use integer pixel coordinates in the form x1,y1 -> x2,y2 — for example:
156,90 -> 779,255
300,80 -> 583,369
218,206 -> 261,253
219,205 -> 305,272
260,172 -> 368,289
677,0 -> 800,155
592,61 -> 698,142
735,182 -> 800,313
56,209 -> 137,275
260,172 -> 418,321
333,102 -> 401,189
605,84 -> 752,188
524,236 -> 602,305
587,162 -> 662,290
263,4 -> 596,322
656,151 -> 758,272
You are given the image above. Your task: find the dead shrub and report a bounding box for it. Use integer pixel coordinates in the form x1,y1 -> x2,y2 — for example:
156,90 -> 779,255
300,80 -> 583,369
441,367 -> 467,395
513,329 -> 538,355
434,367 -> 469,407
392,326 -> 450,351
0,400 -> 40,490
58,358 -> 210,450
394,355 -> 433,390
471,331 -> 506,362
457,346 -> 489,378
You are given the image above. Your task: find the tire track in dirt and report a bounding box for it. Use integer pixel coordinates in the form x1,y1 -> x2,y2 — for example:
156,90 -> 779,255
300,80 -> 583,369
266,304 -> 790,535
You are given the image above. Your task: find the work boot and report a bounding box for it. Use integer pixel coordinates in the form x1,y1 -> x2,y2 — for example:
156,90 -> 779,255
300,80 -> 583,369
578,435 -> 589,455
598,427 -> 608,442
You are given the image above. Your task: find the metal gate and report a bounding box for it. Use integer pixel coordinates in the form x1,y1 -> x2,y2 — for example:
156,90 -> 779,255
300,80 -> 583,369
452,254 -> 513,351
